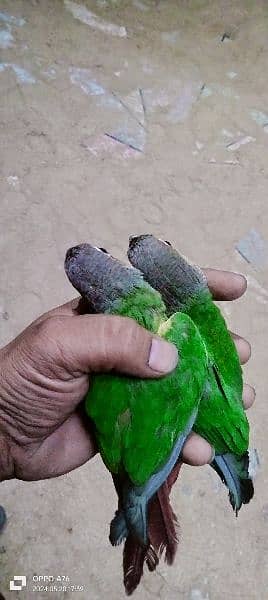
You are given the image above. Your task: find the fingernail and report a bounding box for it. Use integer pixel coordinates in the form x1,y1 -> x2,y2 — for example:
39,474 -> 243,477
148,338 -> 178,373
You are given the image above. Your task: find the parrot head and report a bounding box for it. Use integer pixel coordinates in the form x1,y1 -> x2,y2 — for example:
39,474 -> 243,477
65,243 -> 145,313
128,234 -> 208,309
128,234 -> 174,264
127,235 -> 181,287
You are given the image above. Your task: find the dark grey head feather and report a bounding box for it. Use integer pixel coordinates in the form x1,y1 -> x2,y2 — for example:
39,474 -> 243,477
65,243 -> 144,313
128,234 -> 208,313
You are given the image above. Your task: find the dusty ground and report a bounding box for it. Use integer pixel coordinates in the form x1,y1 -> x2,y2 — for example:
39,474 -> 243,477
0,0 -> 268,598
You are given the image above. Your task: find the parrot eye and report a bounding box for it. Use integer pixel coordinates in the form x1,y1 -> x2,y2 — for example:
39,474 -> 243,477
95,246 -> 109,254
159,238 -> 172,247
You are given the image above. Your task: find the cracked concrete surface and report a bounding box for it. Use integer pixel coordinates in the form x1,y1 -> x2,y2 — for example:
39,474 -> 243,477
0,0 -> 268,598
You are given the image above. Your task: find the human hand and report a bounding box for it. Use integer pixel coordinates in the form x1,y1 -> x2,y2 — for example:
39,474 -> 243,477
0,269 -> 254,481
0,300 -> 179,481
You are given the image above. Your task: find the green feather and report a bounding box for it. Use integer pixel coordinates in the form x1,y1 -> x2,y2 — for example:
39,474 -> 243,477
65,242 -> 208,487
128,234 -> 254,512
186,294 -> 248,455
87,307 -> 208,486
127,235 -> 249,456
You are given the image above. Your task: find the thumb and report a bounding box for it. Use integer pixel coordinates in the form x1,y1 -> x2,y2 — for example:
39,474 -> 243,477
48,314 -> 178,378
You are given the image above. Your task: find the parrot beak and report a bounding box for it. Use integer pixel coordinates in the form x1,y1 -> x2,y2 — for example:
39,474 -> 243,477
160,239 -> 172,247
97,247 -> 109,253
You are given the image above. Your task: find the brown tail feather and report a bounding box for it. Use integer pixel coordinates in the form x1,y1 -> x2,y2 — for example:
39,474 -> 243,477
166,459 -> 183,491
148,461 -> 182,565
123,535 -> 147,596
122,461 -> 182,595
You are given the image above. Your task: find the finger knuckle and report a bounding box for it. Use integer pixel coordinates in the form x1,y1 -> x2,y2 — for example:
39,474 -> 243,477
32,316 -> 65,356
98,315 -> 147,370
113,316 -> 144,352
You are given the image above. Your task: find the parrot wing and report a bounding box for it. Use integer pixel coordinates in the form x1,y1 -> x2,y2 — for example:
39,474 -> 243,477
87,311 -> 208,483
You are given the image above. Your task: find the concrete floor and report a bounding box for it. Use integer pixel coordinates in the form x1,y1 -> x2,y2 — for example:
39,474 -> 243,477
0,0 -> 268,598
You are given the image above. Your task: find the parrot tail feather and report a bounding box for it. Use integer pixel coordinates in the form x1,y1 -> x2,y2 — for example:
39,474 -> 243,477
148,461 -> 182,565
122,461 -> 182,595
145,545 -> 159,571
123,535 -> 147,596
109,510 -> 128,546
211,452 -> 254,514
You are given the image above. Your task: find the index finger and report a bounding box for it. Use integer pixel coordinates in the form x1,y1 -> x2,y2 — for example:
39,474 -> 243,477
202,268 -> 247,301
